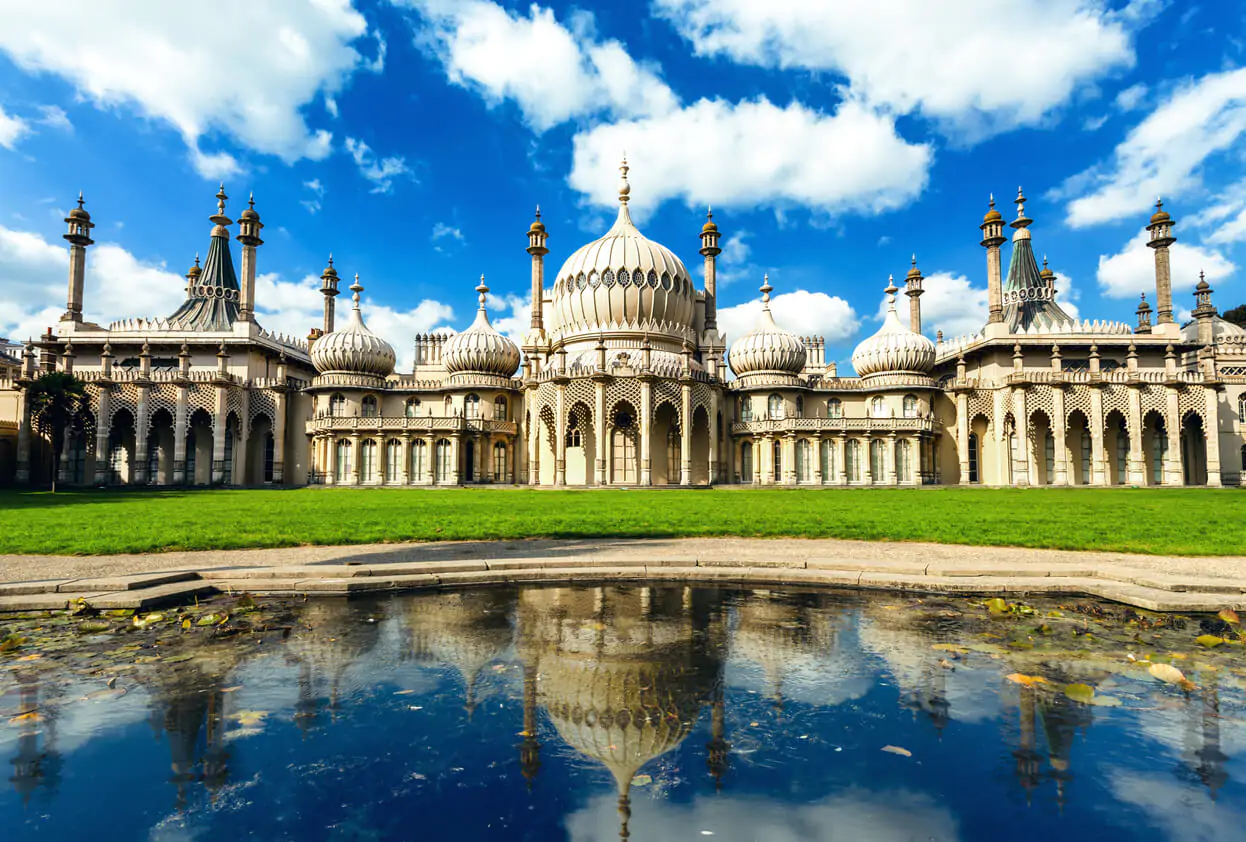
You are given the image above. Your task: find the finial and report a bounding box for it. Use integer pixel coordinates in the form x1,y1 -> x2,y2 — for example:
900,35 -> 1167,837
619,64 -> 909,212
911,253 -> 917,267
884,273 -> 898,297
1015,186 -> 1026,217
216,183 -> 227,215
1141,292 -> 1147,301
707,206 -> 713,221
328,253 -> 334,267
477,274 -> 489,310
194,254 -> 200,267
618,155 -> 631,205
989,192 -> 995,209
77,191 -> 84,210
760,274 -> 773,307
1156,197 -> 1163,212
350,273 -> 363,308
535,204 -> 541,221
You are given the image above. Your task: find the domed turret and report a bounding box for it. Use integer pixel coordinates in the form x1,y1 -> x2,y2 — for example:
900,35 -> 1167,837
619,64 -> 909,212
549,158 -> 696,345
852,277 -> 935,380
444,276 -> 521,380
310,274 -> 396,382
728,276 -> 806,383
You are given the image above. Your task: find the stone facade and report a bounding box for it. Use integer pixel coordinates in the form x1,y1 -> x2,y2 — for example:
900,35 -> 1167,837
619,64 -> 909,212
3,174 -> 1245,489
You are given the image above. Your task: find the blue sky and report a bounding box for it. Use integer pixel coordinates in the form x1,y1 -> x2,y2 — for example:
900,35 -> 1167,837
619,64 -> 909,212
1,0 -> 1244,370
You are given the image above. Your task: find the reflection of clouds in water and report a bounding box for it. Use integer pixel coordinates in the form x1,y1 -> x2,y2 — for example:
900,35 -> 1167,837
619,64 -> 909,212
1109,771 -> 1245,841
565,788 -> 961,842
0,673 -> 151,757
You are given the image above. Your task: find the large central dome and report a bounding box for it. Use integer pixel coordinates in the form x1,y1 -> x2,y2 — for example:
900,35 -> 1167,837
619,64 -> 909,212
549,159 -> 696,346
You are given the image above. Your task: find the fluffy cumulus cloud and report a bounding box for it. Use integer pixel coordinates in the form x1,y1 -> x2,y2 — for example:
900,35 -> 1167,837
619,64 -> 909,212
898,272 -> 988,339
0,1 -> 381,176
717,288 -> 859,353
399,0 -> 676,130
1192,178 -> 1246,246
1062,67 -> 1246,229
1096,228 -> 1235,299
652,0 -> 1146,141
0,105 -> 28,150
569,98 -> 931,215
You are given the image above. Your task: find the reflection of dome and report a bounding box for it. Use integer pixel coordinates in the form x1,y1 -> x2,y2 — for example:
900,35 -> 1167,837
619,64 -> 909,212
728,276 -> 806,381
407,590 -> 515,713
310,276 -> 396,380
731,592 -> 843,703
852,279 -> 935,379
549,159 -> 695,344
443,277 -> 521,378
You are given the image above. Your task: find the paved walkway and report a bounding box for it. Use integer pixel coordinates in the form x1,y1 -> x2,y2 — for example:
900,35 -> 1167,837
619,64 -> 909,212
1,538 -> 1244,613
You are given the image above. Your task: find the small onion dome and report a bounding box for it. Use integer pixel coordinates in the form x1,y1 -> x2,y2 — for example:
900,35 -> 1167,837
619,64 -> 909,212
906,254 -> 922,281
310,274 -> 396,378
529,206 -> 546,233
186,254 -> 202,280
321,254 -> 338,279
68,191 -> 91,220
1150,198 -> 1171,225
982,194 -> 1003,224
852,277 -> 935,378
702,208 -> 718,233
728,275 -> 807,377
1040,256 -> 1055,282
239,192 -> 260,220
443,276 -> 521,377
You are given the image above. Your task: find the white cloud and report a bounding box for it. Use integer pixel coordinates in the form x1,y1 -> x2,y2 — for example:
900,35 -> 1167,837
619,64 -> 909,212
891,272 -> 987,339
431,222 -> 465,249
302,178 -> 325,213
0,105 -> 29,149
652,0 -> 1144,141
1191,178 -> 1246,246
718,287 -> 859,352
715,230 -> 755,287
569,98 -> 931,216
0,2 -> 380,176
35,104 -> 72,132
1096,227 -> 1235,299
1063,67 -> 1246,228
401,0 -> 677,131
1114,82 -> 1149,111
344,137 -> 413,193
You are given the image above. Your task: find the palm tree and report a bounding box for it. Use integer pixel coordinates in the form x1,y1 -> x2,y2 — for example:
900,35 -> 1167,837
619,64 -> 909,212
27,371 -> 93,492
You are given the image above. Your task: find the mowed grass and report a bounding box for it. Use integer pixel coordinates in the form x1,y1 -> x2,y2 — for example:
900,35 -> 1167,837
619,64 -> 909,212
0,486 -> 1242,557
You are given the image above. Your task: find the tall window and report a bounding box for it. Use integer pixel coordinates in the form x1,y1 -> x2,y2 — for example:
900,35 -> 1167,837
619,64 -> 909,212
820,439 -> 835,483
870,438 -> 885,481
1044,432 -> 1055,485
740,398 -> 753,422
968,432 -> 979,483
902,395 -> 918,418
465,394 -> 480,419
386,439 -> 402,482
1115,420 -> 1128,485
846,439 -> 861,482
493,441 -> 507,480
871,396 -> 886,418
335,439 -> 351,483
566,414 -> 582,448
263,434 -> 274,483
667,428 -> 682,482
435,439 -> 453,482
896,439 -> 911,482
827,399 -> 842,419
222,429 -> 234,485
795,396 -> 804,418
186,431 -> 197,482
741,441 -> 753,482
1239,394 -> 1246,424
768,394 -> 783,420
494,396 -> 508,420
362,396 -> 378,418
1081,430 -> 1092,485
796,439 -> 811,482
405,398 -> 420,418
360,439 -> 377,483
146,434 -> 159,484
329,393 -> 346,417
612,428 -> 636,484
773,439 -> 782,479
1153,429 -> 1167,485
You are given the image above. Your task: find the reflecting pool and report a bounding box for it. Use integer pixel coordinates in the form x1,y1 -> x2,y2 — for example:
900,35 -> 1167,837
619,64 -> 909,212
3,585 -> 1246,841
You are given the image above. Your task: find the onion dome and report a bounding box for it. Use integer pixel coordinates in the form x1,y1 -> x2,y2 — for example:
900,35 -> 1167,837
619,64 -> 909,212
1150,198 -> 1171,225
702,208 -> 718,234
852,277 -> 935,379
68,191 -> 90,221
549,158 -> 696,342
310,274 -> 396,379
239,191 -> 259,220
186,255 -> 201,282
982,194 -> 1003,224
529,206 -> 546,234
728,275 -> 807,380
443,276 -> 521,377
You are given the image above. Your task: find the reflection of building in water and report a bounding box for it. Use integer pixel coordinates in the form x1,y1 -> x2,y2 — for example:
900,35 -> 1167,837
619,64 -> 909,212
284,599 -> 384,735
1181,676 -> 1229,799
7,671 -> 62,806
405,590 -> 516,717
515,585 -> 725,839
731,591 -> 846,708
1008,674 -> 1093,809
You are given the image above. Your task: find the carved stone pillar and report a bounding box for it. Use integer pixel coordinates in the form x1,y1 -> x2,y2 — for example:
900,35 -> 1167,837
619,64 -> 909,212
886,432 -> 898,485
1205,387 -> 1222,487
862,435 -> 873,485
555,383 -> 567,487
134,385 -> 150,485
708,390 -> 719,484
1127,386 -> 1146,485
595,380 -> 608,486
992,388 -> 1007,485
762,433 -> 775,484
1089,387 -> 1106,486
211,387 -> 228,484
272,391 -> 287,484
1165,387 -> 1183,485
351,432 -> 361,485
640,380 -> 652,486
1052,387 -> 1068,486
424,434 -> 435,484
783,434 -> 797,485
1012,387 -> 1030,487
400,433 -> 411,485
94,388 -> 112,485
527,414 -> 540,486
836,435 -> 847,485
680,383 -> 692,486
956,392 -> 970,484
173,385 -> 188,485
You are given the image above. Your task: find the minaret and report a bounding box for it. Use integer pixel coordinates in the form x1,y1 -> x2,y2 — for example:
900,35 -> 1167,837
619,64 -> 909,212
706,683 -> 729,791
320,255 -> 340,334
1136,293 -> 1152,334
527,207 -> 548,333
700,208 -> 721,331
518,657 -> 541,790
61,192 -> 95,324
980,194 -> 1006,329
236,192 -> 264,323
1193,270 -> 1217,346
904,254 -> 924,334
185,255 -> 201,295
1146,199 -> 1176,330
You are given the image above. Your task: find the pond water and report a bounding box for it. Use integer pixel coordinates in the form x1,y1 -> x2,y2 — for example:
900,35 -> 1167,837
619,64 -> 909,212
2,585 -> 1245,841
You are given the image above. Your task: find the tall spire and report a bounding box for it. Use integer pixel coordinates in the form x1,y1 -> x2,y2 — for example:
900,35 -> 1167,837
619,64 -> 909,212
1011,186 -> 1032,238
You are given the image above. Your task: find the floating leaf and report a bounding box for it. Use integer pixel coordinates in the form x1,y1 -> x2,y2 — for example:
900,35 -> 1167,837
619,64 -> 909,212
985,598 -> 1008,615
1089,695 -> 1123,707
1064,683 -> 1096,704
1197,635 -> 1225,649
230,710 -> 269,727
132,613 -> 165,629
932,643 -> 969,654
78,620 -> 111,634
631,774 -> 653,787
181,618 -> 191,631
196,613 -> 224,626
8,711 -> 41,724
1006,674 -> 1048,687
1219,609 -> 1241,626
881,745 -> 912,757
1149,662 -> 1191,687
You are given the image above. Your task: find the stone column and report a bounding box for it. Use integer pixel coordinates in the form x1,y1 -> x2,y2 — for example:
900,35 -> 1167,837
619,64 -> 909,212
956,392 -> 970,484
554,384 -> 567,487
350,432 -> 361,485
423,434 -> 434,484
886,432 -> 898,484
400,433 -> 412,484
272,392 -> 287,484
595,381 -> 608,486
1205,388 -> 1222,487
784,434 -> 797,485
450,434 -> 461,485
1013,388 -> 1030,487
708,391 -> 720,484
527,417 -> 540,486
475,432 -> 485,483
992,389 -> 1007,485
1127,387 -> 1146,485
94,389 -> 112,485
762,433 -> 774,484
836,436 -> 847,484
1089,387 -> 1107,486
1165,388 -> 1183,485
327,436 -> 338,485
134,385 -> 150,485
640,380 -> 652,486
1052,388 -> 1068,486
680,384 -> 692,485
862,435 -> 874,485
813,436 -> 824,485
211,388 -> 228,484
173,387 -> 188,485
15,392 -> 32,484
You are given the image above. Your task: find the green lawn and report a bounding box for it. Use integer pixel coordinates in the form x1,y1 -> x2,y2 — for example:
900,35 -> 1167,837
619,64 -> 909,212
0,486 -> 1242,557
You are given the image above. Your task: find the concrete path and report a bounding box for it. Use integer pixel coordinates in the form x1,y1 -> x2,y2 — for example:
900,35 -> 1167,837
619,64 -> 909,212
1,538 -> 1245,613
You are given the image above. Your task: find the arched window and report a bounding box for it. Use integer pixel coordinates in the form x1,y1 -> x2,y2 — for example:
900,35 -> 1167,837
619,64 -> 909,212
386,439 -> 402,481
1153,428 -> 1167,485
820,439 -> 835,483
846,439 -> 861,482
1081,429 -> 1092,485
1241,443 -> 1246,474
494,396 -> 507,420
796,439 -> 811,482
902,395 -> 918,418
263,433 -> 274,483
464,394 -> 480,419
827,398 -> 842,419
870,438 -> 885,481
412,439 -> 427,479
795,396 -> 804,418
896,439 -> 911,482
967,432 -> 979,483
566,414 -> 582,448
1044,431 -> 1055,485
444,395 -> 453,415
493,441 -> 507,481
329,393 -> 346,417
360,439 -> 377,482
435,438 -> 453,482
768,394 -> 783,420
740,398 -> 753,422
741,441 -> 753,482
1239,394 -> 1246,424
1115,417 -> 1129,485
335,439 -> 351,483
667,427 -> 682,482
871,396 -> 886,418
361,395 -> 378,418
405,398 -> 420,418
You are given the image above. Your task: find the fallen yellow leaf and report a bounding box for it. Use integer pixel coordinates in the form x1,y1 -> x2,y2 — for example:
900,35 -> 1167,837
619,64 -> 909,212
1006,673 -> 1048,687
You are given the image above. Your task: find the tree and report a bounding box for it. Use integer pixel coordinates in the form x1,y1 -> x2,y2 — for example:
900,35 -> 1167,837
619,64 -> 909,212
1223,304 -> 1246,329
27,372 -> 93,492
